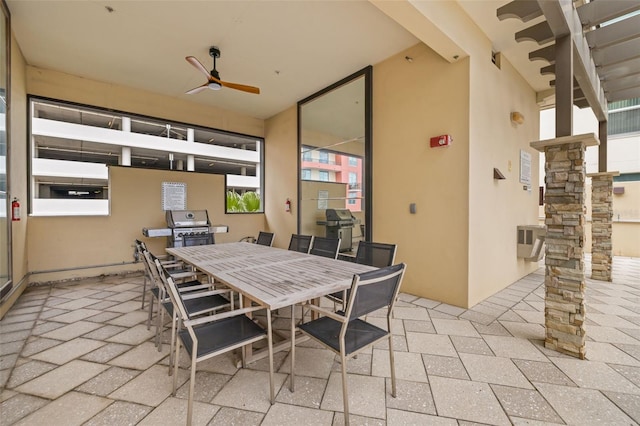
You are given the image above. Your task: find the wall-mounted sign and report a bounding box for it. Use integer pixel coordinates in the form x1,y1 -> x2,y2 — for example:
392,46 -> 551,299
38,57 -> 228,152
162,182 -> 186,211
318,190 -> 328,210
519,150 -> 532,187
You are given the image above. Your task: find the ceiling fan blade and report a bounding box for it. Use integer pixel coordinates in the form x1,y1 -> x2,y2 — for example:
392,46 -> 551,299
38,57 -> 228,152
219,80 -> 261,94
185,83 -> 209,95
185,56 -> 211,78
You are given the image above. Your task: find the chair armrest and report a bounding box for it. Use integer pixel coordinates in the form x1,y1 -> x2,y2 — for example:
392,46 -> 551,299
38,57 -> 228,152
182,289 -> 232,300
185,305 -> 265,327
169,271 -> 199,280
303,303 -> 346,322
178,284 -> 212,293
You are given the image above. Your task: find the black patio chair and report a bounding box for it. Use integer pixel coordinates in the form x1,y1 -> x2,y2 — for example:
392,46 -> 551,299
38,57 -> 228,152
142,251 -> 212,350
256,231 -> 275,246
287,234 -> 313,254
165,273 -> 274,426
153,258 -> 231,373
309,236 -> 341,259
327,241 -> 397,308
290,263 -> 406,425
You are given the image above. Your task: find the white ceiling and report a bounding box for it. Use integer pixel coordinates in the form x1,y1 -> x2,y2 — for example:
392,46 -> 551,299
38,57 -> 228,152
7,0 -> 424,120
8,0 -> 554,123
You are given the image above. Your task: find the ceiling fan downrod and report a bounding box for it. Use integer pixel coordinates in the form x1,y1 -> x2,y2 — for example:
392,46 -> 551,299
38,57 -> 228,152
209,46 -> 221,80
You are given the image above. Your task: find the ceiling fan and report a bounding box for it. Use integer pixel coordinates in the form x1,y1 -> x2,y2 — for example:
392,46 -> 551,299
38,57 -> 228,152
185,47 -> 260,95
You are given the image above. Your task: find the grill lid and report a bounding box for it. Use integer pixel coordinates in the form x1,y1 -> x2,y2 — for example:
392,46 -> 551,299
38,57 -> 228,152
326,209 -> 354,222
166,210 -> 210,228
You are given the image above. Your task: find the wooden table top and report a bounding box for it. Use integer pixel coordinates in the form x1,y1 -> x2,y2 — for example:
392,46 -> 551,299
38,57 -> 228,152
167,242 -> 375,310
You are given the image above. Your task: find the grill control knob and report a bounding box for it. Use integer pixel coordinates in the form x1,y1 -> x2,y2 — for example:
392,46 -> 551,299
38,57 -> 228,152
178,232 -> 183,237
189,232 -> 195,236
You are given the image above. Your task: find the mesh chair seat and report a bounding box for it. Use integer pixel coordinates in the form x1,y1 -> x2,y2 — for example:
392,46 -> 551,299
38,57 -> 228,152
178,315 -> 266,359
299,317 -> 387,356
182,293 -> 230,317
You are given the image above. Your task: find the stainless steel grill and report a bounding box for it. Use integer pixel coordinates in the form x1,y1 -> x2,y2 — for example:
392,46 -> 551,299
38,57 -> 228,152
165,210 -> 211,247
319,209 -> 356,252
142,209 -> 228,248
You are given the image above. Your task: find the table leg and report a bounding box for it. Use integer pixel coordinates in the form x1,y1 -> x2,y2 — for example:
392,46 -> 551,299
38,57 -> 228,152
267,309 -> 274,404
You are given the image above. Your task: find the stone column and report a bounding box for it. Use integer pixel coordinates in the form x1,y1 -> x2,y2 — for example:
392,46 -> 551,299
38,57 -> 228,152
531,133 -> 599,359
587,172 -> 619,282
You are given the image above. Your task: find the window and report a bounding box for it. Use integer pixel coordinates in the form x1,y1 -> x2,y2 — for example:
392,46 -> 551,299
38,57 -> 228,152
302,149 -> 312,162
319,151 -> 329,164
29,97 -> 264,215
348,156 -> 358,166
319,171 -> 329,181
301,169 -> 311,180
608,98 -> 640,136
348,192 -> 357,205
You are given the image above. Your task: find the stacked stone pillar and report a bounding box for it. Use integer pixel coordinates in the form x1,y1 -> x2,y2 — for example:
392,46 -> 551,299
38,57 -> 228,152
531,134 -> 599,359
587,172 -> 619,282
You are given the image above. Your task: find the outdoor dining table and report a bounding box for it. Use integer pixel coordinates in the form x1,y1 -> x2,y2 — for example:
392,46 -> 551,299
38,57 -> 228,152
166,241 -> 376,362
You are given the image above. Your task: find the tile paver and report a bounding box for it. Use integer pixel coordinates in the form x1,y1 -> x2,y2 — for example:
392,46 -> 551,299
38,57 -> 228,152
0,255 -> 638,425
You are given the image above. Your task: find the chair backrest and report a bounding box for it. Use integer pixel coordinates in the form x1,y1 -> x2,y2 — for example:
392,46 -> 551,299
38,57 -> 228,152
355,241 -> 397,268
154,259 -> 189,321
256,231 -> 275,246
142,250 -> 165,290
288,234 -> 313,254
309,236 -> 341,259
344,263 -> 406,321
183,233 -> 214,246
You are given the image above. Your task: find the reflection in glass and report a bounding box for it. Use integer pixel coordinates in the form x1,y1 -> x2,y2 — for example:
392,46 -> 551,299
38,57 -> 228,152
0,0 -> 9,297
298,69 -> 371,255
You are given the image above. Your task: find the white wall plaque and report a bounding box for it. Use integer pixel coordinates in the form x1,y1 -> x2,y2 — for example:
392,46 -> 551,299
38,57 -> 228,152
162,182 -> 186,211
318,190 -> 328,210
519,150 -> 532,186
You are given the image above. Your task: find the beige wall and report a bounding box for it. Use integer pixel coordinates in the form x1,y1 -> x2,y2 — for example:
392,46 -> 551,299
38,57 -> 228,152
373,43 -> 471,307
19,66 -> 268,285
28,167 -> 266,283
584,180 -> 640,258
467,46 -> 541,306
264,106 -> 298,249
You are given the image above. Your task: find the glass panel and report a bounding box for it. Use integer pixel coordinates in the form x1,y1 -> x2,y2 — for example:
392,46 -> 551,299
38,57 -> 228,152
0,1 -> 10,298
298,68 -> 371,255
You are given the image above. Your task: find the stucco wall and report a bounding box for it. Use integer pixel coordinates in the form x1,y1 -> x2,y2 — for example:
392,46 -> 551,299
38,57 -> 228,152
27,167 -> 266,283
467,48 -> 541,307
373,43 -> 471,307
21,67 -> 267,284
264,106 -> 298,249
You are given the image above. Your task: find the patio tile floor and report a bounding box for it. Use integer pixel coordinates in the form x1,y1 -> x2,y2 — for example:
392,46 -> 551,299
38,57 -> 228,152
1,255 -> 640,425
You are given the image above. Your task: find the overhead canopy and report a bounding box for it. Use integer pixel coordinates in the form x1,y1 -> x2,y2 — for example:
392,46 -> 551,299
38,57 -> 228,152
498,0 -> 640,121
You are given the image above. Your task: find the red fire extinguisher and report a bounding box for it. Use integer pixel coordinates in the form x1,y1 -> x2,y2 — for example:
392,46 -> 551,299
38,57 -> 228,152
11,198 -> 20,221
285,198 -> 291,213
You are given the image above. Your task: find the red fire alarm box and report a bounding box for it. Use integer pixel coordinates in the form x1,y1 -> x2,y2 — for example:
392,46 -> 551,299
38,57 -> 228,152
430,134 -> 452,148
